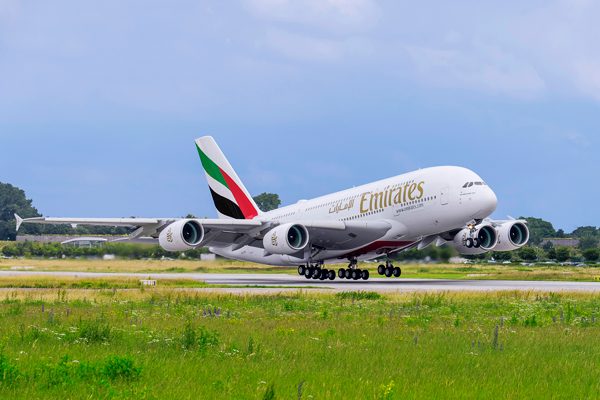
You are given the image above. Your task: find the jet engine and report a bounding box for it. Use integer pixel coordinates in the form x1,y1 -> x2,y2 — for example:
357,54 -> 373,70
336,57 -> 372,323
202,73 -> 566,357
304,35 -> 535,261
452,223 -> 499,255
159,220 -> 205,252
263,223 -> 309,255
493,221 -> 529,251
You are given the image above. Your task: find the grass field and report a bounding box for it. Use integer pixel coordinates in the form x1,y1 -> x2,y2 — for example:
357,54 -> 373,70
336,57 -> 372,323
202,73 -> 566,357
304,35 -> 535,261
0,288 -> 600,399
2,258 -> 600,282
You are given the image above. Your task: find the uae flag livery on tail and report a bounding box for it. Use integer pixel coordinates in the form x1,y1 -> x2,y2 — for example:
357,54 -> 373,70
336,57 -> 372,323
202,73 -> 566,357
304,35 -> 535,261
195,136 -> 260,220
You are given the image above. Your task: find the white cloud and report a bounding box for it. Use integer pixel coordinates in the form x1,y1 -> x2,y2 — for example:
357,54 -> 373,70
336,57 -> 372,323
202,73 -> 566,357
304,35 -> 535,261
264,29 -> 345,62
243,0 -> 379,32
403,41 -> 546,99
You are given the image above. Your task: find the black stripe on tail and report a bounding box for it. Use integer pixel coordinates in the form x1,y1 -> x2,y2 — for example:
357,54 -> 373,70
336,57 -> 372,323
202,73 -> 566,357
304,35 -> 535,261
209,187 -> 245,219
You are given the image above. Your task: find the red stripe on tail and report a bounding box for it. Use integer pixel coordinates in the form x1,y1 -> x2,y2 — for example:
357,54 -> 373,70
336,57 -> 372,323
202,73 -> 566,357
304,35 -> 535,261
219,168 -> 259,219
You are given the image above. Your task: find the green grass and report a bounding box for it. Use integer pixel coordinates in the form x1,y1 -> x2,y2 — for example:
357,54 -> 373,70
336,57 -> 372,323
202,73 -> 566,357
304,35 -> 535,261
0,289 -> 600,398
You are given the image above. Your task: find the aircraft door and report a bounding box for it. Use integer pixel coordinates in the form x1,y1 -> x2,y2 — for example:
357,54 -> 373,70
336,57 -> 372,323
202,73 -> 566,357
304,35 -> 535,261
440,186 -> 450,205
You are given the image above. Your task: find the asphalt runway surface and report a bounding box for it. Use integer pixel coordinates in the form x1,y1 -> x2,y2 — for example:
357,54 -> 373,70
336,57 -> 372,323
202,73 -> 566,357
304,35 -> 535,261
2,270 -> 600,292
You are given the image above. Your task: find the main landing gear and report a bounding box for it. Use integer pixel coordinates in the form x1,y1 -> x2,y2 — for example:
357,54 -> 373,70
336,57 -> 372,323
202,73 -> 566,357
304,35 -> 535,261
377,260 -> 401,278
297,259 -> 370,281
298,263 -> 335,281
337,260 -> 369,281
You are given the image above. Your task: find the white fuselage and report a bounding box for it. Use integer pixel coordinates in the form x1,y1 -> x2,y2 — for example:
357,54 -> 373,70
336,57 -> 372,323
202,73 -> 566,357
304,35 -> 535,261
210,166 -> 498,266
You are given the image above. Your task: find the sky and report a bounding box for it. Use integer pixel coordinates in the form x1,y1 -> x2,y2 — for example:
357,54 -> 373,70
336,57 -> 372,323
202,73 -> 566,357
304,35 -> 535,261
0,0 -> 598,232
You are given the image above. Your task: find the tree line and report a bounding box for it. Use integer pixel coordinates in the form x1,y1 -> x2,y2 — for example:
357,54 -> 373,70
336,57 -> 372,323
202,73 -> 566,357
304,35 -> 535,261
1,182 -> 598,263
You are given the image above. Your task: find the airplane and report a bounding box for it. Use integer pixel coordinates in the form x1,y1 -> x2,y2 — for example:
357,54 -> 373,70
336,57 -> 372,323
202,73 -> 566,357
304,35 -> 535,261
16,136 -> 529,281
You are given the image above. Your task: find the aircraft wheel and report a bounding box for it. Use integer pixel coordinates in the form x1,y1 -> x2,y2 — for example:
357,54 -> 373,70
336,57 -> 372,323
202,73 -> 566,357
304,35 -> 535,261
328,270 -> 336,281
345,269 -> 352,280
351,269 -> 360,280
473,238 -> 480,248
393,267 -> 401,277
361,270 -> 369,280
385,267 -> 393,278
305,268 -> 313,279
312,268 -> 321,279
465,238 -> 474,248
298,265 -> 306,276
338,269 -> 345,279
377,265 -> 385,275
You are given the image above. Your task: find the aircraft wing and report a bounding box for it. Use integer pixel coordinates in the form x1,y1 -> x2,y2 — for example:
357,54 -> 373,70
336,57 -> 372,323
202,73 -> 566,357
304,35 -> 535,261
14,214 -> 264,242
16,214 -> 397,251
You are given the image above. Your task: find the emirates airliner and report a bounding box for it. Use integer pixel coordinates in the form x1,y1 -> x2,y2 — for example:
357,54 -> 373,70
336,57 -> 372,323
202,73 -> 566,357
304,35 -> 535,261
16,136 -> 529,281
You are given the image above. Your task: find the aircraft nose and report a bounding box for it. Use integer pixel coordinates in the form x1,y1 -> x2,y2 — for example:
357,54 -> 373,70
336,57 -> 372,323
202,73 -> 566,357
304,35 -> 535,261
482,187 -> 498,215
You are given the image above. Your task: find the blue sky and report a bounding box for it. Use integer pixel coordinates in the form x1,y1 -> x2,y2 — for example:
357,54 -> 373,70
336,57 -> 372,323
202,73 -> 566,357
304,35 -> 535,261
0,0 -> 598,231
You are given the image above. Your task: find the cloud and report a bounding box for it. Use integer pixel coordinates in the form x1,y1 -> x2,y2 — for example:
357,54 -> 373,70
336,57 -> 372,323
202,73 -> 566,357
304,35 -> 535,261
402,41 -> 546,99
243,0 -> 379,32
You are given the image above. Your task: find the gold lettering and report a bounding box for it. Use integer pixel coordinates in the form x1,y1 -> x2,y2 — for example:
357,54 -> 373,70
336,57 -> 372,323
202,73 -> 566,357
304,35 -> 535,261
393,188 -> 402,204
360,193 -> 370,213
372,192 -> 384,210
417,181 -> 425,199
408,183 -> 417,201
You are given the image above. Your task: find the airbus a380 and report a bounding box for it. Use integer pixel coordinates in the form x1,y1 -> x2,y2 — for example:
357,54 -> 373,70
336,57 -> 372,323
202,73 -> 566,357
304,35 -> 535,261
16,136 -> 529,281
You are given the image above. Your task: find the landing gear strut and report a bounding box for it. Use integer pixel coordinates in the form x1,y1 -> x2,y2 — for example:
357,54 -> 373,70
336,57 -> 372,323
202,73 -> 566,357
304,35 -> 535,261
337,259 -> 369,281
378,259 -> 401,278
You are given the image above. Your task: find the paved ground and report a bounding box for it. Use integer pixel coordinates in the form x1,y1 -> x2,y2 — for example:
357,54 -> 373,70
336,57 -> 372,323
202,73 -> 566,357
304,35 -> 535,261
2,270 -> 600,292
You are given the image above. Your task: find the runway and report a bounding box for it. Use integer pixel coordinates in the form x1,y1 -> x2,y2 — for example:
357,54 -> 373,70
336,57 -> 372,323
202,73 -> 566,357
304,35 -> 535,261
2,270 -> 600,292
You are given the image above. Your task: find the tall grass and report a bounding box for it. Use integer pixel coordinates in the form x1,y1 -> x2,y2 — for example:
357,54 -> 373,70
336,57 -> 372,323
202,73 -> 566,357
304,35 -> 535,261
0,290 -> 600,398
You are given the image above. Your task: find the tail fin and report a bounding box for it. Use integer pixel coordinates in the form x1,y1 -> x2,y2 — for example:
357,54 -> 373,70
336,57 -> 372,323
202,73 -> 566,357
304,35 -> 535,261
195,136 -> 261,220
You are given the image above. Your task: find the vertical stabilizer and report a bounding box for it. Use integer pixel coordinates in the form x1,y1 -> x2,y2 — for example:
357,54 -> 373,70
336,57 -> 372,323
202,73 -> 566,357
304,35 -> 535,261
195,136 -> 260,220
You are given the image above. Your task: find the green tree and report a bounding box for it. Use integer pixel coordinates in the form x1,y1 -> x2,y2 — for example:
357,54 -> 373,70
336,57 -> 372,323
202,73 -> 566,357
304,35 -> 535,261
579,236 -> 599,251
491,251 -> 512,261
520,217 -> 556,245
519,247 -> 538,261
253,193 -> 281,212
571,226 -> 598,238
555,247 -> 571,262
0,182 -> 42,240
583,248 -> 600,262
546,247 -> 557,261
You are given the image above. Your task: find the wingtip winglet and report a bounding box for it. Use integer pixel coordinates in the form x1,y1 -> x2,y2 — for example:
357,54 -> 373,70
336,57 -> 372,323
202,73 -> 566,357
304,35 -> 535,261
14,214 -> 23,231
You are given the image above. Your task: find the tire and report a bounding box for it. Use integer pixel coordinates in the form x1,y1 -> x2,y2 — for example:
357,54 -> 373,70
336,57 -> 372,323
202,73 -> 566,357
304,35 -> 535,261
328,270 -> 336,280
466,238 -> 474,248
393,267 -> 401,277
345,269 -> 352,280
361,270 -> 369,280
338,269 -> 345,279
352,269 -> 360,280
298,265 -> 306,276
473,238 -> 480,248
312,268 -> 321,279
377,265 -> 385,275
305,268 -> 313,278
385,267 -> 393,278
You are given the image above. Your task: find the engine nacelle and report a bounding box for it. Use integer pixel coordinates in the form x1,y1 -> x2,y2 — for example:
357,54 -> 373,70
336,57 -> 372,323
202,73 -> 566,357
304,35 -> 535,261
493,221 -> 529,252
159,220 -> 205,252
452,223 -> 499,255
263,223 -> 309,255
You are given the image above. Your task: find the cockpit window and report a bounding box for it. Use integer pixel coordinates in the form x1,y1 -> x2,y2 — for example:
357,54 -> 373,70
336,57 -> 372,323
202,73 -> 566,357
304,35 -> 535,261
474,182 -> 483,186
462,182 -> 469,188
467,182 -> 473,187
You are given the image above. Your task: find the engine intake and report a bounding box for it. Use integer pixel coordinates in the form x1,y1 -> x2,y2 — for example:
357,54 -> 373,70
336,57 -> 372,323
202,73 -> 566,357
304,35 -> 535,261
494,221 -> 529,251
159,220 -> 205,252
263,223 -> 309,255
